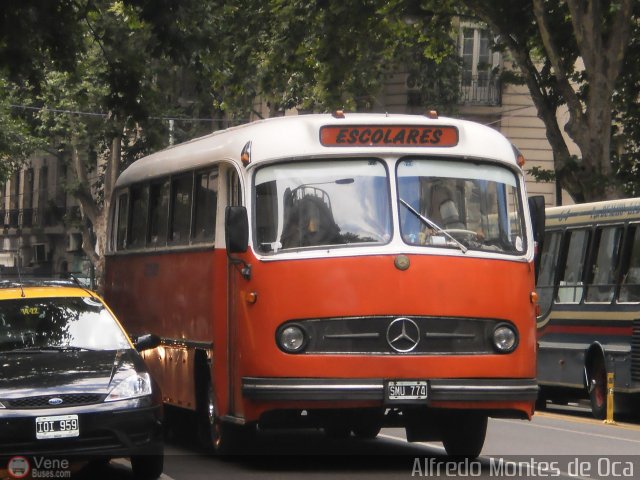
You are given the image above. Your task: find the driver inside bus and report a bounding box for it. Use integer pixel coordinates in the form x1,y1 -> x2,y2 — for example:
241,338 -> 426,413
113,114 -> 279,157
280,195 -> 341,248
428,181 -> 465,230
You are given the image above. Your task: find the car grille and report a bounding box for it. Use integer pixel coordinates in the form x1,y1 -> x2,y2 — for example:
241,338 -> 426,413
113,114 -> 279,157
632,319 -> 640,382
282,315 -> 505,354
2,394 -> 104,409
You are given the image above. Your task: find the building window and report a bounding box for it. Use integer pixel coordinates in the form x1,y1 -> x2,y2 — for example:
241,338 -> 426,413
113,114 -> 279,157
459,25 -> 500,105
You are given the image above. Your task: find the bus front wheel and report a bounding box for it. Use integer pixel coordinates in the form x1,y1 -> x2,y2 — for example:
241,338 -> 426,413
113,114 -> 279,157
441,413 -> 487,459
198,382 -> 250,455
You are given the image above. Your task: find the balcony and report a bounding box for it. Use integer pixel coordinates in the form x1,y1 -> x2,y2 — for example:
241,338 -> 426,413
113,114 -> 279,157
459,74 -> 501,106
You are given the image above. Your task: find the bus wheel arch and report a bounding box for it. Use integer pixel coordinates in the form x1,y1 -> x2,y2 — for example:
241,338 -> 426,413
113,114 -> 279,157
584,343 -> 608,420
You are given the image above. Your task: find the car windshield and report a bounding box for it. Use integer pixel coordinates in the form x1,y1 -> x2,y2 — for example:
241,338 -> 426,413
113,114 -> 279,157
0,296 -> 131,352
254,159 -> 392,253
397,158 -> 526,254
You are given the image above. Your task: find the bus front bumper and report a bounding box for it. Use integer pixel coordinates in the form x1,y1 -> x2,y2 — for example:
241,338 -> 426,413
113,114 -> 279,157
242,377 -> 538,403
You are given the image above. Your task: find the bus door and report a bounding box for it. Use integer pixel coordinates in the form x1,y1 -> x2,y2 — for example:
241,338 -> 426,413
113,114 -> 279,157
225,166 -> 243,417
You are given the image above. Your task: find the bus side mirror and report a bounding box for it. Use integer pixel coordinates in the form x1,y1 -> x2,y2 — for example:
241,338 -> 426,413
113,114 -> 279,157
528,195 -> 546,281
225,206 -> 249,254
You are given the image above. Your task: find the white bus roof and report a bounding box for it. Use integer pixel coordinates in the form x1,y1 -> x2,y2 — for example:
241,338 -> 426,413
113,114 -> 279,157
115,113 -> 519,188
546,198 -> 640,227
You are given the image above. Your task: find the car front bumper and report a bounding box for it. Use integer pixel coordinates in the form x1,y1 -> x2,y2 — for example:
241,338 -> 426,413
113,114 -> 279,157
0,401 -> 163,458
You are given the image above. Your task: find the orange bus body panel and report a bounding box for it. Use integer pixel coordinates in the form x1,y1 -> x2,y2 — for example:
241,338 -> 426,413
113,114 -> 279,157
106,248 -> 536,420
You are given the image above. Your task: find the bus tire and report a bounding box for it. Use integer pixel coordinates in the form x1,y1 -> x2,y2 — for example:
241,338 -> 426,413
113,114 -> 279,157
324,425 -> 351,439
352,424 -> 382,439
198,382 -> 242,455
130,449 -> 164,480
587,354 -> 608,420
441,413 -> 487,459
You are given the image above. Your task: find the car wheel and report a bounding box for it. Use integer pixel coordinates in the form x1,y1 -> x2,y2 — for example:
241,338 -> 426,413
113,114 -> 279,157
441,413 -> 487,459
130,452 -> 164,480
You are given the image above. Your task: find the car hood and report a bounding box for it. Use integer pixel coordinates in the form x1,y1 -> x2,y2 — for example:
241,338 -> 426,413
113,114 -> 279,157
0,349 -> 143,398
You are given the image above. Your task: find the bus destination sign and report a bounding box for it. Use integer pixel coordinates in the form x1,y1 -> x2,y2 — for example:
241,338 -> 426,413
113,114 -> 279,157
320,125 -> 458,147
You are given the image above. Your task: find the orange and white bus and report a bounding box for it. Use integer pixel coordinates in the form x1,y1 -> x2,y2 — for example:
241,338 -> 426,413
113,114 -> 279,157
104,112 -> 543,457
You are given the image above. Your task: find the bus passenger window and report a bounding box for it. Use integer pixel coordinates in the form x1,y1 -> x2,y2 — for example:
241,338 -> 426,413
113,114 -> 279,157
193,170 -> 218,242
129,185 -> 148,248
620,226 -> 640,303
556,230 -> 589,304
148,180 -> 169,246
116,192 -> 129,250
536,231 -> 561,315
170,174 -> 193,244
586,227 -> 623,303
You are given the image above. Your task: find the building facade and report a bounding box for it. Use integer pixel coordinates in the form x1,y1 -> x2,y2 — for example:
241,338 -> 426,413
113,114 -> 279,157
0,154 -> 89,279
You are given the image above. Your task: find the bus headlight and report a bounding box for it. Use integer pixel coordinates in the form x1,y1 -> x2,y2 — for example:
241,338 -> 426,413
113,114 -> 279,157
277,324 -> 308,353
492,324 -> 518,353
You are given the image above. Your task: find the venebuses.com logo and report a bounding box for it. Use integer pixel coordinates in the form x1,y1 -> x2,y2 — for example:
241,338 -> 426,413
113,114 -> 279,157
7,456 -> 30,479
5,456 -> 71,479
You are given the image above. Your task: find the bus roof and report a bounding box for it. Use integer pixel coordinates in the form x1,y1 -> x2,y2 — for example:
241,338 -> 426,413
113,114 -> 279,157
115,113 -> 519,188
546,197 -> 640,228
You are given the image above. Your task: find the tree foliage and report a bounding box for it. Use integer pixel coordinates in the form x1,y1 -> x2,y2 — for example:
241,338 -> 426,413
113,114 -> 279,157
461,0 -> 636,203
0,0 -> 464,286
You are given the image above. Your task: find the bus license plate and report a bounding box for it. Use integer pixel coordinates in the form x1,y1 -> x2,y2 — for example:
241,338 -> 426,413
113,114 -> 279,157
35,415 -> 79,440
386,380 -> 429,402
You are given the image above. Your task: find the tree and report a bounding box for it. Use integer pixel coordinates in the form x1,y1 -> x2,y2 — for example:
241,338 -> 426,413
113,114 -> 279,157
205,0 -> 461,117
2,0 -> 463,289
462,0 -> 636,203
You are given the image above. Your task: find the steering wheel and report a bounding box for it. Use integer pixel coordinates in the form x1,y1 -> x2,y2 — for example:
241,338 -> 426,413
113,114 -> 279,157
443,229 -> 481,240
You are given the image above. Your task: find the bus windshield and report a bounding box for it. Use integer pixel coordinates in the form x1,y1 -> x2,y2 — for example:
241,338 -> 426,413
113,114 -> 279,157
397,158 -> 525,254
254,159 -> 391,253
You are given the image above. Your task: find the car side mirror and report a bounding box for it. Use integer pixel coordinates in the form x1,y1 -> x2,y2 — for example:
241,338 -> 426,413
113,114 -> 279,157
225,206 -> 249,254
134,333 -> 161,352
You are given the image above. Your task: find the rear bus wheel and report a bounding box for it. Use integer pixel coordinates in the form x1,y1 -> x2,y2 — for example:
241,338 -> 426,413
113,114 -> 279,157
587,357 -> 608,420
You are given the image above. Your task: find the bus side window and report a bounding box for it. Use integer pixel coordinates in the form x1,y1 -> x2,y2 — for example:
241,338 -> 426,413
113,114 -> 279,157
116,191 -> 129,251
169,174 -> 194,244
620,225 -> 640,303
193,169 -> 218,242
556,229 -> 589,304
129,184 -> 149,249
536,230 -> 561,316
148,180 -> 170,246
586,226 -> 623,303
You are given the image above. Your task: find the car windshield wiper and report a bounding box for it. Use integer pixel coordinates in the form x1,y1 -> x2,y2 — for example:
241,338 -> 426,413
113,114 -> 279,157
399,198 -> 467,253
1,345 -> 93,353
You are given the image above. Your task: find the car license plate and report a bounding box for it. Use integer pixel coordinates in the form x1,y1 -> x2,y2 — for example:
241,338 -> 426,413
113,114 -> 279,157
35,414 -> 79,440
386,380 -> 429,402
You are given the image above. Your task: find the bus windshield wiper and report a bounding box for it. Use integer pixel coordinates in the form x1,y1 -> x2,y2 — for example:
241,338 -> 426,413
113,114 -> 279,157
399,198 -> 467,253
2,345 -> 92,353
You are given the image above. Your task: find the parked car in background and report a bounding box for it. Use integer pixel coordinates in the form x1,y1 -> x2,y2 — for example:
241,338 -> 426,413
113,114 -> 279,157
0,280 -> 164,479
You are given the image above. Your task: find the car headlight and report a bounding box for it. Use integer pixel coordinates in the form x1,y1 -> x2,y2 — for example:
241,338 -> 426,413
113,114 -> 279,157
105,372 -> 152,402
277,324 -> 308,353
492,324 -> 518,353
0,401 -> 5,409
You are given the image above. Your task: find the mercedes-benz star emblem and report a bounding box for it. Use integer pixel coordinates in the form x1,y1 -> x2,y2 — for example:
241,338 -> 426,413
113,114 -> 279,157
386,317 -> 420,353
